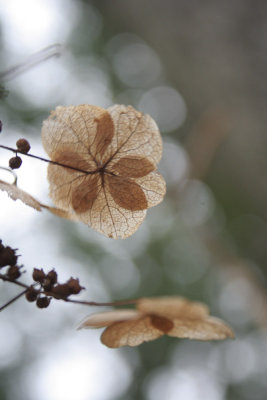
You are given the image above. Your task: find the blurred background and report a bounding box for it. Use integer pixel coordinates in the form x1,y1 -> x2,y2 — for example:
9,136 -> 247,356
1,0 -> 267,399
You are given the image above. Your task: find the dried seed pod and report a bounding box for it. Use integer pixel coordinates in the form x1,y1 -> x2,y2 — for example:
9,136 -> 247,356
66,277 -> 83,294
16,138 -> 31,153
51,283 -> 72,299
0,246 -> 17,267
7,265 -> 21,280
36,296 -> 51,309
25,287 -> 38,302
42,277 -> 52,291
32,268 -> 46,283
9,156 -> 22,169
47,269 -> 57,285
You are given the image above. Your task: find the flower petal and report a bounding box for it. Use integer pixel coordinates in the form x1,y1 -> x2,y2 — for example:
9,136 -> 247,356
135,171 -> 166,208
105,105 -> 162,166
168,316 -> 235,340
101,316 -> 164,348
110,156 -> 155,178
53,151 -> 93,173
42,104 -> 114,163
47,164 -> 86,211
0,179 -> 42,211
107,175 -> 148,211
137,296 -> 209,319
77,310 -> 142,329
72,175 -> 100,213
76,178 -> 147,239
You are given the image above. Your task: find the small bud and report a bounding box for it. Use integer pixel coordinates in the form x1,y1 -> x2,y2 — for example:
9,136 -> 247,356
25,287 -> 38,302
16,138 -> 31,153
32,268 -> 46,283
36,296 -> 51,309
9,156 -> 22,169
67,277 -> 83,294
0,246 -> 17,267
47,269 -> 57,285
7,265 -> 21,280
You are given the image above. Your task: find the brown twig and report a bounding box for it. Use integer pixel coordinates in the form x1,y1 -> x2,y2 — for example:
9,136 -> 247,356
0,272 -> 137,311
0,289 -> 28,311
63,298 -> 138,307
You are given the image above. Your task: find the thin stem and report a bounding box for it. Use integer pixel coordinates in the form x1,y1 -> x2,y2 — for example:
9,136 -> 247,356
0,144 -> 97,175
0,274 -> 137,308
63,298 -> 138,307
0,166 -> 17,184
0,44 -> 62,82
0,288 -> 28,311
0,273 -> 29,289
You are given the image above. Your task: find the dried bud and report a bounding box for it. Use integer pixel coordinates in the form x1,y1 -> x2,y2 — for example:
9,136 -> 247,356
9,156 -> 22,169
32,268 -> 46,283
47,269 -> 57,285
51,284 -> 72,299
36,296 -> 51,309
67,277 -> 83,294
16,138 -> 31,153
7,265 -> 21,280
25,287 -> 38,302
42,278 -> 52,291
0,246 -> 17,267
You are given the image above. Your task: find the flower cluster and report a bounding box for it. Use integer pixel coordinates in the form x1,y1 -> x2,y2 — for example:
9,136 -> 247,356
26,267 -> 84,308
0,239 -> 84,310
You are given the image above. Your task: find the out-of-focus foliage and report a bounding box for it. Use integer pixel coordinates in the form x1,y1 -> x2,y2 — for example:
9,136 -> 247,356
0,1 -> 267,399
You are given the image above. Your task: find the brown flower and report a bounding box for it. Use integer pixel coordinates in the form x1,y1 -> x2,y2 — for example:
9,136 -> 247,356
41,104 -> 166,239
77,296 -> 234,348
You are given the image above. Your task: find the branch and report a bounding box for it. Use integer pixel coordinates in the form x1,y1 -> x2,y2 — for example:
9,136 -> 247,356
0,289 -> 28,312
0,44 -> 62,82
0,239 -> 137,311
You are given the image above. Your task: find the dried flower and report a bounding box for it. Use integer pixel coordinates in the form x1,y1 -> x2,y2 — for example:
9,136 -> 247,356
51,283 -> 73,299
78,296 -> 234,348
32,268 -> 46,283
7,265 -> 21,280
42,278 -> 53,291
42,104 -> 166,238
0,245 -> 17,267
66,277 -> 83,294
25,287 -> 38,302
46,269 -> 58,285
